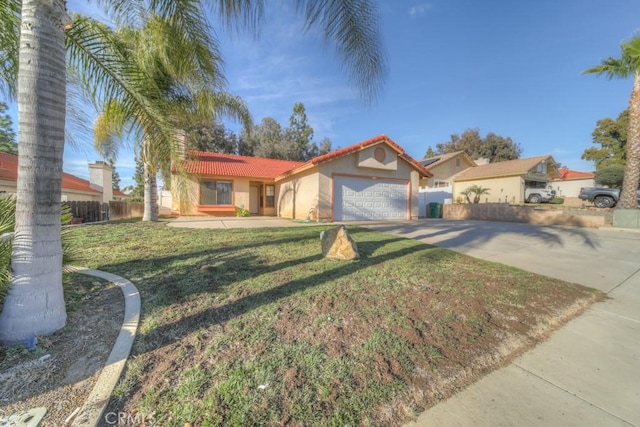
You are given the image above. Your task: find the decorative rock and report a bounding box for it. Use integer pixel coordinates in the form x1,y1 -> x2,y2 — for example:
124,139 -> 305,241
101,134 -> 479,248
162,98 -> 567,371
320,226 -> 360,260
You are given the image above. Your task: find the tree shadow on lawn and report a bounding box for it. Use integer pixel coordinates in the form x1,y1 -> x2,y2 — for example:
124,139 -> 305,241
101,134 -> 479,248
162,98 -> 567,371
89,224 -> 600,423
367,219 -> 601,250
96,228 -> 432,355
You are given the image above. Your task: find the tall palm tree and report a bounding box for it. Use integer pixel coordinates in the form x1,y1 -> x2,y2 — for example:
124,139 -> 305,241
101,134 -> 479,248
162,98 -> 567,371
0,0 -> 386,345
584,35 -> 640,209
0,0 -> 70,345
89,13 -> 252,221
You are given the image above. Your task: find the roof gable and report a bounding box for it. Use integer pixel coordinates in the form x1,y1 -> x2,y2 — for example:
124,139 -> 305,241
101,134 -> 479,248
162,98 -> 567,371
454,155 -> 556,181
182,151 -> 305,180
277,134 -> 432,179
555,168 -> 595,181
420,151 -> 475,169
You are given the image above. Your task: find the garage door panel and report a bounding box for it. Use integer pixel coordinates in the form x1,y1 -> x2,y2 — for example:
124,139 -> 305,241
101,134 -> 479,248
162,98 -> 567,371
334,177 -> 408,221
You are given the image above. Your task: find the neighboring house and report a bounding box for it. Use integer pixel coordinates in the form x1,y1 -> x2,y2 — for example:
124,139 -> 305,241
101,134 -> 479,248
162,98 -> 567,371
0,152 -> 127,202
417,151 -> 476,214
453,155 -> 559,204
552,168 -> 595,197
419,151 -> 476,189
173,134 -> 432,221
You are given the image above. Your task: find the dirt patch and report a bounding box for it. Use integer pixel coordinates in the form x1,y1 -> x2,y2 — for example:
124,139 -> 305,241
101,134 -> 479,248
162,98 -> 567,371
0,276 -> 124,425
67,223 -> 604,426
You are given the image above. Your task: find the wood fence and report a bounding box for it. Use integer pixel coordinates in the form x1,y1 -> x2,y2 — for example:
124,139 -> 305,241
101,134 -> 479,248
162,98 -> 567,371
65,201 -> 145,223
65,201 -> 109,223
109,201 -> 144,220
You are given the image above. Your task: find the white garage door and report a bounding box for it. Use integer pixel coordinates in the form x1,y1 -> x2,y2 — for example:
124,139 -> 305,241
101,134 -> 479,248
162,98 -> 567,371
334,177 -> 408,221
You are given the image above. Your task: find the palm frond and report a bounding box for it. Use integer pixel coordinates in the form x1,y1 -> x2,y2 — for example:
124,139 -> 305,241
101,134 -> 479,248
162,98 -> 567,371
0,0 -> 20,101
584,35 -> 640,79
297,0 -> 388,102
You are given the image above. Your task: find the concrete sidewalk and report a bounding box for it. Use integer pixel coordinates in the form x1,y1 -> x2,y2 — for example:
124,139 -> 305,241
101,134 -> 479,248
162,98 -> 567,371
365,220 -> 640,427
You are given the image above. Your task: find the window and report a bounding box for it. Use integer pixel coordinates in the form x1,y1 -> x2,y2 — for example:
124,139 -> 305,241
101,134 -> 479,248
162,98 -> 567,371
200,180 -> 233,205
455,158 -> 461,167
536,162 -> 547,174
266,185 -> 275,208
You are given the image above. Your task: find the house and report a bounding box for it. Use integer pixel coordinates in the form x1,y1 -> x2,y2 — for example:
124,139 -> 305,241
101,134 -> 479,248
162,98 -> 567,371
552,168 -> 595,198
0,152 -> 127,202
172,134 -> 432,221
419,151 -> 476,189
417,151 -> 476,214
452,155 -> 559,204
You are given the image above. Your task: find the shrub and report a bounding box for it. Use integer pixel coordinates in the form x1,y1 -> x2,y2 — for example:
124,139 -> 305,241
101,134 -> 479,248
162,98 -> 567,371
235,207 -> 250,217
550,197 -> 565,204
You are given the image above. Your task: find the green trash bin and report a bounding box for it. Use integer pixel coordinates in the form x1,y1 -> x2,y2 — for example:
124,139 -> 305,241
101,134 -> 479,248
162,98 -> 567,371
428,202 -> 442,218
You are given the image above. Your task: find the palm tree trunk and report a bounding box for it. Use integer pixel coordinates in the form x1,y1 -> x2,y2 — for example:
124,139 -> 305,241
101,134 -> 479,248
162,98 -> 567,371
0,0 -> 68,345
142,140 -> 159,221
619,74 -> 640,209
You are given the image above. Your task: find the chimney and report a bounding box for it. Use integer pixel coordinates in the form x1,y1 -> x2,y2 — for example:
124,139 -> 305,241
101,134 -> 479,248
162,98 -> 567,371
175,130 -> 190,160
88,161 -> 113,203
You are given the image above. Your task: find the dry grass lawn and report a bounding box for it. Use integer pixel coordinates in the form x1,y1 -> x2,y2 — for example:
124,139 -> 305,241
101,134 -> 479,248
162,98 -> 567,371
63,220 -> 601,426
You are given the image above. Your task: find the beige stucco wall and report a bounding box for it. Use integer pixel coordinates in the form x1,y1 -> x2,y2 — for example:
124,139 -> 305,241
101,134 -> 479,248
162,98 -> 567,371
277,168 -> 320,220
0,181 -> 101,202
62,190 -> 102,202
0,182 -> 16,195
453,176 -> 523,204
172,174 -> 259,215
315,144 -> 421,220
421,156 -> 475,188
233,178 -> 250,210
552,178 -> 595,198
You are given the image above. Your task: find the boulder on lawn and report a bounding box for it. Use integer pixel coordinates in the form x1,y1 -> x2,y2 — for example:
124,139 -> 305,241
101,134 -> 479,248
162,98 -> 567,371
320,225 -> 359,260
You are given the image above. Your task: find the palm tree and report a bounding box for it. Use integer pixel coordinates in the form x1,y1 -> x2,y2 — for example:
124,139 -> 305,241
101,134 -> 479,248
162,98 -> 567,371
464,185 -> 490,204
584,35 -> 640,209
0,0 -> 70,345
89,13 -> 252,221
0,0 -> 386,345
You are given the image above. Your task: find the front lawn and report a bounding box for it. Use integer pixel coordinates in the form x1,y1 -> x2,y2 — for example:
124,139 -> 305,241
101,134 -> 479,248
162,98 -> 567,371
70,221 -> 601,426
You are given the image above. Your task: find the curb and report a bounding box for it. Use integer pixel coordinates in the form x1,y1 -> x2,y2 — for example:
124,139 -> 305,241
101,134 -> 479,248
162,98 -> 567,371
67,267 -> 140,427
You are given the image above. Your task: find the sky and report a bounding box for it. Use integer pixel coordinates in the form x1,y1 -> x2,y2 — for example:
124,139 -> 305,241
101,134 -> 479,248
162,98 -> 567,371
4,0 -> 640,189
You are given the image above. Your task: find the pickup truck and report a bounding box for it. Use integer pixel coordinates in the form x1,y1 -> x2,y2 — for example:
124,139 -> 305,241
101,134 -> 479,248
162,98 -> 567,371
578,187 -> 640,208
524,187 -> 556,203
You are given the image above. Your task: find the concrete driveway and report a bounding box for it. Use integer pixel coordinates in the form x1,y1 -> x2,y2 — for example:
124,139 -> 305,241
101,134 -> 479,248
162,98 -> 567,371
365,219 -> 640,427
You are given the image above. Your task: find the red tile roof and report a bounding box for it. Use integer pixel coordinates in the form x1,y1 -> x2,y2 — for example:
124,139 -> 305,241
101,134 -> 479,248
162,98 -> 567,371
556,168 -> 594,181
0,152 -> 118,194
179,135 -> 433,181
182,151 -> 305,179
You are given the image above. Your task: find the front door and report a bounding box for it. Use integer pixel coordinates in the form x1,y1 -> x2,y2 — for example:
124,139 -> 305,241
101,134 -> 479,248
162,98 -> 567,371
249,186 -> 259,214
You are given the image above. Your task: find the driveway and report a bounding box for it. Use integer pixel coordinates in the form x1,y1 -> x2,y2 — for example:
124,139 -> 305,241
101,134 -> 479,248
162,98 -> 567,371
365,219 -> 640,427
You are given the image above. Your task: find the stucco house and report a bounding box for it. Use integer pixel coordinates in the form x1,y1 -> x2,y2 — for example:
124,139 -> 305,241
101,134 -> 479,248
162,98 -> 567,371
172,134 -> 432,221
551,168 -> 595,198
0,152 -> 127,202
452,155 -> 559,204
419,151 -> 476,189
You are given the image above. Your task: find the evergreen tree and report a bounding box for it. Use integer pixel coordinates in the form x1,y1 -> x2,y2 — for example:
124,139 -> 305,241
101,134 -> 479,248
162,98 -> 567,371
582,110 -> 628,170
0,102 -> 16,155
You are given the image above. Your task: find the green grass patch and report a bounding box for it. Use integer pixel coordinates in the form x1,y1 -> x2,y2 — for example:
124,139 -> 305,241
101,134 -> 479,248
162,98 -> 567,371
69,221 -> 601,425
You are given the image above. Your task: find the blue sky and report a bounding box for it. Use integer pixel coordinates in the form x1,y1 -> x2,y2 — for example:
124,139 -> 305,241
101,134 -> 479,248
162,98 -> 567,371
4,0 -> 640,188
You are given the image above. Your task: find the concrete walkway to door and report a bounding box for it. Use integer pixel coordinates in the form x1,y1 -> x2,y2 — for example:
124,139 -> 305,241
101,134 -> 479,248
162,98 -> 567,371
365,219 -> 640,427
167,215 -> 317,229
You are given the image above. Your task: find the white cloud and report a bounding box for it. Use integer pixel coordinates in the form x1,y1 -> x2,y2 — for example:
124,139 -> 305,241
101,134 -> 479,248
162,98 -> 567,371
409,3 -> 432,17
